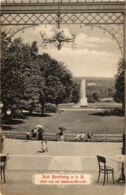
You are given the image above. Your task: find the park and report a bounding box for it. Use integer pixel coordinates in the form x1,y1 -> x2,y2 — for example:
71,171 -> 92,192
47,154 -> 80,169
0,0 -> 126,195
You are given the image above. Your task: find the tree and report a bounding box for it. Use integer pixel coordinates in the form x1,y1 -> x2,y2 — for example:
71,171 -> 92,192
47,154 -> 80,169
45,76 -> 65,107
1,32 -> 11,99
114,59 -> 125,110
1,37 -> 25,113
30,41 -> 38,60
1,33 -> 42,116
87,86 -> 100,103
20,43 -> 42,113
36,53 -> 73,115
71,82 -> 80,103
1,32 -> 74,117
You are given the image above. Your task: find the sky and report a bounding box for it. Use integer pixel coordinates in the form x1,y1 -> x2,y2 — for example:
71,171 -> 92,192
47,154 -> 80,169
15,24 -> 122,78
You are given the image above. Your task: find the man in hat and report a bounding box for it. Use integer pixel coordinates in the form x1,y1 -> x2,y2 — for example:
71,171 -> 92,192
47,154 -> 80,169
36,125 -> 44,140
58,127 -> 66,141
36,125 -> 48,152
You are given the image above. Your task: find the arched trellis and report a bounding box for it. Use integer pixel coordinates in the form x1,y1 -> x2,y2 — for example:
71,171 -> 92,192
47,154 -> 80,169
85,24 -> 124,57
1,0 -> 125,54
2,23 -> 124,57
1,25 -> 39,37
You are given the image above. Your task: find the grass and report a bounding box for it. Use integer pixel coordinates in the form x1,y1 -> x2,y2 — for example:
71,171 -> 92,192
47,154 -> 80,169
2,102 -> 124,135
59,102 -> 122,109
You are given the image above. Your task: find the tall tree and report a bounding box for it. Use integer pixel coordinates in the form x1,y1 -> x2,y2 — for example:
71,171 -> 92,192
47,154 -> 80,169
114,58 -> 125,110
1,33 -> 41,116
71,82 -> 80,103
1,33 -> 74,117
1,37 -> 25,112
46,76 -> 65,107
36,53 -> 73,114
19,42 -> 42,113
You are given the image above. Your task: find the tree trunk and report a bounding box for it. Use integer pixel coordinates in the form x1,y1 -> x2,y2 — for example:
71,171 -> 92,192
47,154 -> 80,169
41,103 -> 45,116
122,100 -> 125,113
29,108 -> 33,115
56,103 -> 58,109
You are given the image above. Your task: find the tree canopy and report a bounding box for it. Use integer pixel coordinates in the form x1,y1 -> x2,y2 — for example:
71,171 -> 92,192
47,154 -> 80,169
36,53 -> 73,113
1,33 -> 42,115
1,31 -> 74,117
114,58 -> 125,110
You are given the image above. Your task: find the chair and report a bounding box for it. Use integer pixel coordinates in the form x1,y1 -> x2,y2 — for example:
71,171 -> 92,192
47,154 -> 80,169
0,155 -> 7,183
97,155 -> 115,185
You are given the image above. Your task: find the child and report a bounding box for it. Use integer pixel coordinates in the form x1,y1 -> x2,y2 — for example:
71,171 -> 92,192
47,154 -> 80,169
87,131 -> 94,141
26,132 -> 30,141
41,140 -> 48,152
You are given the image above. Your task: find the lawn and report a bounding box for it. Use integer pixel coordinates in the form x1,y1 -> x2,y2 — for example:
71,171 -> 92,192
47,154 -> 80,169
3,104 -> 124,135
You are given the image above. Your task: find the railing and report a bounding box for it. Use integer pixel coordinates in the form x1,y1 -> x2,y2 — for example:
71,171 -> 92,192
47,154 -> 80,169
2,131 -> 122,142
1,0 -> 125,4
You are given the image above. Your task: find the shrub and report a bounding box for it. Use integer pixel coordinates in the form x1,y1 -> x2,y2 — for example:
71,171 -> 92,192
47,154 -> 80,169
44,103 -> 58,113
12,110 -> 25,119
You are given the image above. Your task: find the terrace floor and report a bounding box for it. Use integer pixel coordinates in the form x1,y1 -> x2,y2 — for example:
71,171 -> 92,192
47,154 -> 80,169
1,139 -> 125,195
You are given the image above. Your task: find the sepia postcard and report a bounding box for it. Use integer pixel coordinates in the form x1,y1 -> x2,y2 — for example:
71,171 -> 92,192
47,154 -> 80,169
0,0 -> 126,195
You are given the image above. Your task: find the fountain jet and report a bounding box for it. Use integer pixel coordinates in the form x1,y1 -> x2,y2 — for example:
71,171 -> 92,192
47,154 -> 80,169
80,78 -> 88,107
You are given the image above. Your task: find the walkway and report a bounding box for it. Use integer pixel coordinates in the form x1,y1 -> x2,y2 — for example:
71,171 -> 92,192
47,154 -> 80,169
1,139 -> 125,195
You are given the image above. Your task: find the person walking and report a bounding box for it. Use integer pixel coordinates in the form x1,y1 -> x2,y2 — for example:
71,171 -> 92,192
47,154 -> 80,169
41,140 -> 48,152
35,125 -> 48,152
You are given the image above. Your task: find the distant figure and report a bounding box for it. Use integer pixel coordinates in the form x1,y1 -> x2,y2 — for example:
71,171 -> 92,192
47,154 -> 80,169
75,134 -> 80,142
26,132 -> 30,141
31,129 -> 37,139
75,132 -> 85,142
31,125 -> 44,140
58,127 -> 66,141
87,131 -> 94,141
0,131 -> 5,152
80,132 -> 85,142
41,140 -> 48,152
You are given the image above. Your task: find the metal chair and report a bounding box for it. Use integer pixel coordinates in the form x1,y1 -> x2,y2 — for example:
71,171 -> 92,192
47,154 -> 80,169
97,155 -> 115,185
0,155 -> 7,183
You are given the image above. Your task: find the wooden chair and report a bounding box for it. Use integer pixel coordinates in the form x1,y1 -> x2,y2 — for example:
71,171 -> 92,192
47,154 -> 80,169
0,155 -> 7,183
97,155 -> 115,185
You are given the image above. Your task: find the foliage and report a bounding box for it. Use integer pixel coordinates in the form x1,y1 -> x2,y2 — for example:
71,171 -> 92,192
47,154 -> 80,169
11,110 -> 25,119
114,59 -> 125,110
36,53 -> 73,114
74,77 -> 115,103
70,82 -> 80,103
45,76 -> 65,105
1,37 -> 24,111
44,103 -> 58,113
1,32 -> 77,117
87,84 -> 114,103
1,32 -> 41,116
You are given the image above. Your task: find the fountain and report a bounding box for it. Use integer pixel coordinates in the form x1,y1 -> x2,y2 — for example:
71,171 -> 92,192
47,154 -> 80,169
80,78 -> 88,107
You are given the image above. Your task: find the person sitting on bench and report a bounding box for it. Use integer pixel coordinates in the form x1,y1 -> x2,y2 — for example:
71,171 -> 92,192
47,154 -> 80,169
87,131 -> 94,141
57,127 -> 66,141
